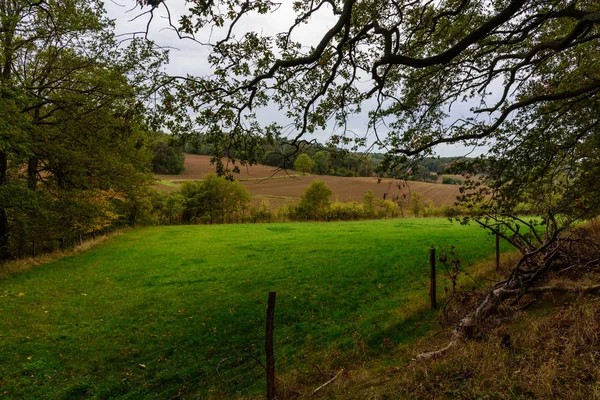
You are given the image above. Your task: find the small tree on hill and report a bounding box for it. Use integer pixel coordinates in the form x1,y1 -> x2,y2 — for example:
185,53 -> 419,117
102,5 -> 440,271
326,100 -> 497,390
297,180 -> 332,220
294,154 -> 315,175
363,190 -> 376,217
181,174 -> 251,224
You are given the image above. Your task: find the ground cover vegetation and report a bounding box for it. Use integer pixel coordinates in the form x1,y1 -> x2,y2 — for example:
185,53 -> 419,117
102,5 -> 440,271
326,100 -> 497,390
135,0 -> 600,363
0,218 -> 509,398
0,0 -> 167,260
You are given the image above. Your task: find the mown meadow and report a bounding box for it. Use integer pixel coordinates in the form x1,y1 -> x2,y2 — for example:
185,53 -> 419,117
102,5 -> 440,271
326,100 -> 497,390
0,219 -> 510,398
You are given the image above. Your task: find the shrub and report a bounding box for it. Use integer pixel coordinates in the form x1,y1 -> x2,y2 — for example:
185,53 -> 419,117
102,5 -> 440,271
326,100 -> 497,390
363,190 -> 376,217
442,176 -> 463,185
251,199 -> 272,222
410,192 -> 424,216
327,201 -> 364,220
381,200 -> 400,218
180,174 -> 251,224
297,180 -> 332,220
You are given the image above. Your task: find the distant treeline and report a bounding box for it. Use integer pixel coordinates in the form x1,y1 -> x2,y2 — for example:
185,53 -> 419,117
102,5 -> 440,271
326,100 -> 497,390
178,134 -> 463,182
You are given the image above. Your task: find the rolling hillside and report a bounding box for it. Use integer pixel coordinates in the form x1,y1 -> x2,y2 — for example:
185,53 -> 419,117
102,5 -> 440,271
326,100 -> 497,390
157,155 -> 462,208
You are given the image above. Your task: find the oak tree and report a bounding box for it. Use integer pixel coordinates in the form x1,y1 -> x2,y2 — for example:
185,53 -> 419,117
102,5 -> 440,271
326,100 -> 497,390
297,180 -> 332,220
0,0 -> 165,258
294,153 -> 315,174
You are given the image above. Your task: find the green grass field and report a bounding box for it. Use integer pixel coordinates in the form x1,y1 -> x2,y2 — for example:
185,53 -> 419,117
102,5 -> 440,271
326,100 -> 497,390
0,219 -> 509,398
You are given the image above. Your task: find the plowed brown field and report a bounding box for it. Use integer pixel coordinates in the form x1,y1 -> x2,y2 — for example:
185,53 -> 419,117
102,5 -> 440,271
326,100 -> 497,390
157,154 -> 461,207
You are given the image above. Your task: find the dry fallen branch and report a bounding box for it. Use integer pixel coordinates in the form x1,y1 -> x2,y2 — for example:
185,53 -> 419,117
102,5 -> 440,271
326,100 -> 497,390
312,369 -> 343,395
414,227 -> 600,362
510,284 -> 600,295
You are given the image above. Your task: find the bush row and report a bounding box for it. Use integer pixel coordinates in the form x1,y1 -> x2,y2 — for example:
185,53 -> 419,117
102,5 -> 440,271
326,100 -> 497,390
7,177 -> 477,260
147,179 -> 473,225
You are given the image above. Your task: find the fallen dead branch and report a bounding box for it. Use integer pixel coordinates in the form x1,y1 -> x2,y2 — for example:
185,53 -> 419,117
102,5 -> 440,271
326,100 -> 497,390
312,369 -> 343,395
414,222 -> 600,362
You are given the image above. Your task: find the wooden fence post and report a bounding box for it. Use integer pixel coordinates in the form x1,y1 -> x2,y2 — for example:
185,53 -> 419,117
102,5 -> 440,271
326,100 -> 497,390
495,233 -> 500,271
266,291 -> 276,400
430,246 -> 437,310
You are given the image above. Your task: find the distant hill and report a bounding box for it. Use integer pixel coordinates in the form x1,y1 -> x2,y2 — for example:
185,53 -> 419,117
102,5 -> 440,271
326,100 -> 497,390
157,154 -> 462,208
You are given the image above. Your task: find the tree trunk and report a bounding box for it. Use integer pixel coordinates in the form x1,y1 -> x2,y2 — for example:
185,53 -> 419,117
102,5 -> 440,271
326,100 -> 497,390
27,107 -> 40,191
0,150 -> 8,259
0,37 -> 13,259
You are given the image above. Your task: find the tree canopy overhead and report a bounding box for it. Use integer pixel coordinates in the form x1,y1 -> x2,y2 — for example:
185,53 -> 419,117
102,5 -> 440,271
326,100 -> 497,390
139,1 -> 596,155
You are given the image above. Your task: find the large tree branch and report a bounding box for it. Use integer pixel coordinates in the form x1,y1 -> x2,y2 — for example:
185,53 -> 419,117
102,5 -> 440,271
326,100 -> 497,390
394,79 -> 600,156
375,0 -> 525,69
245,0 -> 355,97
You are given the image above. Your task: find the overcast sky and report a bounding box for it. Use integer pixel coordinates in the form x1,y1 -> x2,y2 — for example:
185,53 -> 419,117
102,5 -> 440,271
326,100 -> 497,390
104,0 -> 488,158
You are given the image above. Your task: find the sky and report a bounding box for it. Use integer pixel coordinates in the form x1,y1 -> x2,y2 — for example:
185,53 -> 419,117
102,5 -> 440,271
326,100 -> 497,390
104,0 -> 489,158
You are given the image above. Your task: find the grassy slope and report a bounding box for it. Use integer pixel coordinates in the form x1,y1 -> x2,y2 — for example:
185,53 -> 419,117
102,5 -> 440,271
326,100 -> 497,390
0,219 -> 508,399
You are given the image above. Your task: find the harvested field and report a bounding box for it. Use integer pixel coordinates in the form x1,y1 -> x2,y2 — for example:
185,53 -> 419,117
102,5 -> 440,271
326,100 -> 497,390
157,154 -> 462,207
243,175 -> 461,207
156,154 -> 292,181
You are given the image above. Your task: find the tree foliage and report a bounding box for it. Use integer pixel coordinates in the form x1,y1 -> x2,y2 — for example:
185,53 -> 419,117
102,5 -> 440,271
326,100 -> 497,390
410,165 -> 437,182
293,153 -> 315,175
180,174 -> 251,224
363,189 -> 376,217
410,192 -> 424,217
152,139 -> 185,175
311,151 -> 329,175
0,0 -> 165,258
297,180 -> 332,220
